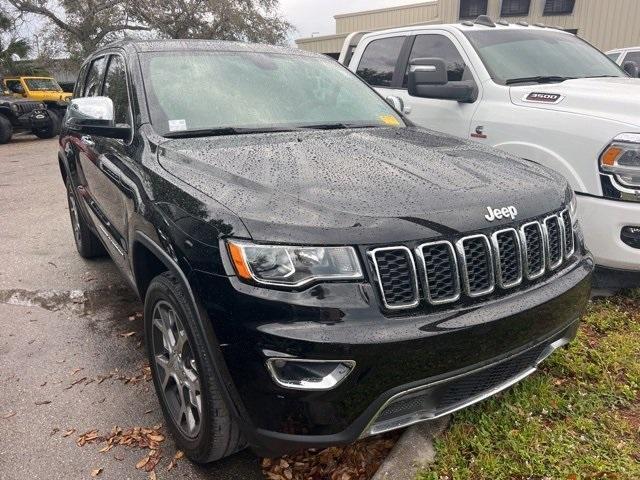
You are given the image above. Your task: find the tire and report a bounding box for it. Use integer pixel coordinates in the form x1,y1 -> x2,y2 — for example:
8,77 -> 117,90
33,111 -> 61,139
0,114 -> 12,144
65,177 -> 107,258
144,272 -> 245,463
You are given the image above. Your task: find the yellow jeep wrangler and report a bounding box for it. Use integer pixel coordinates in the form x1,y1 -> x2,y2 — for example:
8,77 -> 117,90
3,76 -> 71,123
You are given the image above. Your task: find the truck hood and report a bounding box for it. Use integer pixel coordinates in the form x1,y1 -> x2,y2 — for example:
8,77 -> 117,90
510,77 -> 640,127
157,127 -> 568,245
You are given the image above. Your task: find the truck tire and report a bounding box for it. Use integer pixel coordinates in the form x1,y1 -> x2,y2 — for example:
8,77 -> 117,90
144,272 -> 245,464
65,178 -> 107,258
0,114 -> 12,144
34,112 -> 61,139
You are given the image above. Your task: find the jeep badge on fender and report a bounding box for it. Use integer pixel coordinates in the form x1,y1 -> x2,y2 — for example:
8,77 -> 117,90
485,206 -> 518,221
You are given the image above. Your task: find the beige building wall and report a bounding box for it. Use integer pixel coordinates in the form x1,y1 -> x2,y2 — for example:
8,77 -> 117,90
296,0 -> 640,55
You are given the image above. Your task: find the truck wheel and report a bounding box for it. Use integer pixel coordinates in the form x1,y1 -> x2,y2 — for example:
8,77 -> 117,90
144,272 -> 245,464
0,114 -> 12,144
65,178 -> 106,258
34,112 -> 61,139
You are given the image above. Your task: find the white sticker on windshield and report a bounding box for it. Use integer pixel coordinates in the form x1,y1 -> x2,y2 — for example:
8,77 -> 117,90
168,119 -> 187,132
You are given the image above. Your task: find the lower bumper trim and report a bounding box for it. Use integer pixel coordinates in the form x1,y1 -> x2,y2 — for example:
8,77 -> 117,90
361,328 -> 574,438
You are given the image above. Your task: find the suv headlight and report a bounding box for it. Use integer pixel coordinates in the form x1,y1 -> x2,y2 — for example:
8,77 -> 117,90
600,133 -> 640,188
569,189 -> 578,225
227,240 -> 363,287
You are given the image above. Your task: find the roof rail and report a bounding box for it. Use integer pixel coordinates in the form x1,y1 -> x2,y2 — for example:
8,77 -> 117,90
516,21 -> 529,27
474,15 -> 496,27
497,20 -> 509,26
534,23 -> 547,28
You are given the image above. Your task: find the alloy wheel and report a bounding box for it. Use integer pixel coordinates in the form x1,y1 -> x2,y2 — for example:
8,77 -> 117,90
151,300 -> 202,438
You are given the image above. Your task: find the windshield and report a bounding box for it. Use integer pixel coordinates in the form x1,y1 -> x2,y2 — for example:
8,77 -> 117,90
463,30 -> 624,85
140,51 -> 404,136
24,78 -> 62,91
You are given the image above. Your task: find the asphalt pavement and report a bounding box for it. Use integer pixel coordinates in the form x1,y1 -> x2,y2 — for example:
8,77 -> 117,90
0,134 -> 262,479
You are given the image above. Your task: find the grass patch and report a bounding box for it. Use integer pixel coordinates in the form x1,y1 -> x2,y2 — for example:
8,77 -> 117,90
418,290 -> 640,480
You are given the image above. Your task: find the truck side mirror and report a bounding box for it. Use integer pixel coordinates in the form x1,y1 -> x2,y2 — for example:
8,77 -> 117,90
622,60 -> 640,78
408,57 -> 477,103
65,97 -> 131,140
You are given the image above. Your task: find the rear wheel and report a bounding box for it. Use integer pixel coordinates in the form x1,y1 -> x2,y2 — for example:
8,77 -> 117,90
0,114 -> 12,144
145,272 -> 245,463
65,178 -> 106,258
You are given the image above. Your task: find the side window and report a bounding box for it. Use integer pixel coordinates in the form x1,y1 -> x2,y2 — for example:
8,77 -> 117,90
606,53 -> 621,63
73,64 -> 89,98
403,35 -> 468,87
102,55 -> 132,126
624,51 -> 640,65
84,57 -> 106,97
5,79 -> 23,94
356,37 -> 405,88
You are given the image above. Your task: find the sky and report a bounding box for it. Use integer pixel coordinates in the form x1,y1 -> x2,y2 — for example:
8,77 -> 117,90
278,0 -> 427,41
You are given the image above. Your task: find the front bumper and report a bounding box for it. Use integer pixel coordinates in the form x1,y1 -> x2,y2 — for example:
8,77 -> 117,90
577,194 -> 640,273
190,254 -> 592,457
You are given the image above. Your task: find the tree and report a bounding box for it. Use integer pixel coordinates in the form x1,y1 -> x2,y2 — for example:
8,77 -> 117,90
129,0 -> 292,44
4,0 -> 150,60
0,7 -> 30,75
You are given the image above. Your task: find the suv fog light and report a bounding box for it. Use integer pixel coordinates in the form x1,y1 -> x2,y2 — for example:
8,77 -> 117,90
266,358 -> 355,391
621,226 -> 640,249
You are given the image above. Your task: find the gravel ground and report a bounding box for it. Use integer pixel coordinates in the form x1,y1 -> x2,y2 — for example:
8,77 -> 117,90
0,135 -> 262,479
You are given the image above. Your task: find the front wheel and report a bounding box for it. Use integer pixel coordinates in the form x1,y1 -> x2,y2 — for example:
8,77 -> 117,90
144,272 -> 245,463
33,112 -> 60,139
0,114 -> 12,144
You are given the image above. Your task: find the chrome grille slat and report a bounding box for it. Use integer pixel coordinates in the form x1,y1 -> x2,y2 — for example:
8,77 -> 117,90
369,247 -> 420,310
519,221 -> 546,280
543,215 -> 564,270
415,241 -> 461,305
491,228 -> 523,289
561,209 -> 575,258
456,235 -> 495,298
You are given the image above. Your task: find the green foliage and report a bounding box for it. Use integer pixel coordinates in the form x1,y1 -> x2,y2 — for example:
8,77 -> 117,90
418,292 -> 640,480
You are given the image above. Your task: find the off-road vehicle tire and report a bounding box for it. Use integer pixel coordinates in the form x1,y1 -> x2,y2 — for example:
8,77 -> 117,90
34,112 -> 60,139
65,178 -> 107,258
144,272 -> 245,463
0,114 -> 12,144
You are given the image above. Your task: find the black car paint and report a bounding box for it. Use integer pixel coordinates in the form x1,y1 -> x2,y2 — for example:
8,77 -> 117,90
59,40 -> 592,457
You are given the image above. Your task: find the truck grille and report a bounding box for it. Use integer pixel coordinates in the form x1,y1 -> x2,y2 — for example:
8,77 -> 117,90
369,209 -> 576,310
14,101 -> 42,114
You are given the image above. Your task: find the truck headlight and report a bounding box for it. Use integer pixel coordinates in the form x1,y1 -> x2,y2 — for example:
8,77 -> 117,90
600,133 -> 640,188
227,240 -> 363,287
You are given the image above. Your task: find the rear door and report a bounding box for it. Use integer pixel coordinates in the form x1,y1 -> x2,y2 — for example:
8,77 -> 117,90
75,53 -> 134,275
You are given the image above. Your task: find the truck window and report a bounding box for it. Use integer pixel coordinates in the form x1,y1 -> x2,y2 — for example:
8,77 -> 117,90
84,57 -> 107,97
403,35 -> 468,87
356,37 -> 405,88
623,51 -> 640,65
102,55 -> 132,126
5,79 -> 23,94
606,53 -> 621,63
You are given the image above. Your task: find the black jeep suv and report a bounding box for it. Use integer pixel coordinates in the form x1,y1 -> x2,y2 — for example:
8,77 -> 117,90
58,40 -> 593,462
0,94 -> 57,143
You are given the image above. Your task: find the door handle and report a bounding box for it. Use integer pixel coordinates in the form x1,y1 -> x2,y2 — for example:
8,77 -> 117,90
81,135 -> 95,147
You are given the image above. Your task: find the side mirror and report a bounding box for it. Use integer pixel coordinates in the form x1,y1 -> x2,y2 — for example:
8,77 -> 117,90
385,95 -> 405,113
623,60 -> 640,78
65,97 -> 130,140
408,57 -> 477,103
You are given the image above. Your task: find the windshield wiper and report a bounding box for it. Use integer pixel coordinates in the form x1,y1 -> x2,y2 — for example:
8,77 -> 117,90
163,126 -> 301,139
505,75 -> 575,85
582,75 -> 620,79
298,123 -> 384,130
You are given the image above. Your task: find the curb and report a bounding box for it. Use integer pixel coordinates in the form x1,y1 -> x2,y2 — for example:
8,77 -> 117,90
372,416 -> 450,480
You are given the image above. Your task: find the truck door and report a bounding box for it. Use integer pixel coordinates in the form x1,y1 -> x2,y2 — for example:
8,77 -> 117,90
394,32 -> 480,137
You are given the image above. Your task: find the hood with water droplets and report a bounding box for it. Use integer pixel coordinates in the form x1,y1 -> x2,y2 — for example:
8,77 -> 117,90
157,127 -> 568,245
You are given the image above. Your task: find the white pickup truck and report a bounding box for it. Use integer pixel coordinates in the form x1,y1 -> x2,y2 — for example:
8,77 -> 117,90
342,16 -> 640,289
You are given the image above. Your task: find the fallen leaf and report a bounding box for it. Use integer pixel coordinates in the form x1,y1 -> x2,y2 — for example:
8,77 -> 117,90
119,331 -> 136,338
149,472 -> 157,480
71,368 -> 84,375
147,434 -> 165,442
174,450 -> 184,460
1,411 -> 16,419
50,428 -> 60,436
34,400 -> 51,406
144,409 -> 153,414
136,456 -> 150,470
62,428 -> 76,437
90,468 -> 103,477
